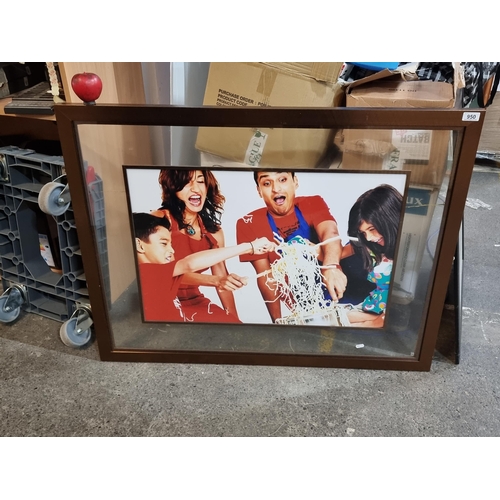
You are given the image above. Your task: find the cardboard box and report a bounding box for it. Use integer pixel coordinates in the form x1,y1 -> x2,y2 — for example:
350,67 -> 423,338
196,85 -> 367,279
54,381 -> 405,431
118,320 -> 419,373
199,151 -> 247,168
195,62 -> 344,168
392,185 -> 440,305
341,77 -> 455,187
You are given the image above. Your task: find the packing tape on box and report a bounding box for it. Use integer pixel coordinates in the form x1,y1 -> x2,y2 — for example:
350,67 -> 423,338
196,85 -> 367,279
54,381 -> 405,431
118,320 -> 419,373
311,63 -> 339,83
343,138 -> 395,157
257,68 -> 276,104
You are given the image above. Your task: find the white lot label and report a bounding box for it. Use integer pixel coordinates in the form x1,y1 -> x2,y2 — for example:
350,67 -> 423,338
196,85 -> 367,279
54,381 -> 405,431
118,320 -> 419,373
462,111 -> 480,122
244,130 -> 268,167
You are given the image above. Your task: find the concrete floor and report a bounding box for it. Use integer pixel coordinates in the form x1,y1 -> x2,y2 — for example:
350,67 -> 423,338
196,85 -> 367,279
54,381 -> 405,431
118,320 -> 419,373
1,166 -> 499,437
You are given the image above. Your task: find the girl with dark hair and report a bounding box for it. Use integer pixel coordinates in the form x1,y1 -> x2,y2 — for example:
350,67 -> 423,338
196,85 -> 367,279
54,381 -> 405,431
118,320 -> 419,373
345,184 -> 403,326
151,169 -> 246,323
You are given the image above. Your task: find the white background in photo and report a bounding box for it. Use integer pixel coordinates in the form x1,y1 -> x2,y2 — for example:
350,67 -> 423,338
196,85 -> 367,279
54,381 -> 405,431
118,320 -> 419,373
126,169 -> 407,324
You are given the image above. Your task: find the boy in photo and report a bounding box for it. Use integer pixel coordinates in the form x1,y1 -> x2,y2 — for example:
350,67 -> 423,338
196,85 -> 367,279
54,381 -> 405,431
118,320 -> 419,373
133,212 -> 274,322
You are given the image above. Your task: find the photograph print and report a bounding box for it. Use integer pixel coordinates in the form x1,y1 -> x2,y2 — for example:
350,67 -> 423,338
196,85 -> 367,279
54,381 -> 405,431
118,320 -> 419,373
124,167 -> 408,329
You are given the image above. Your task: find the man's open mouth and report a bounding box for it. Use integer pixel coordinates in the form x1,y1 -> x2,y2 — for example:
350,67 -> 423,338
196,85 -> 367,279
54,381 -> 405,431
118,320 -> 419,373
274,195 -> 286,206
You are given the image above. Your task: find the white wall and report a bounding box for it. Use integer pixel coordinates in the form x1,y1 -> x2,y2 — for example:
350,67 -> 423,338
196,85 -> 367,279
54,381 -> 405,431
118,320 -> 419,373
141,62 -> 171,165
141,62 -> 210,166
171,62 -> 210,166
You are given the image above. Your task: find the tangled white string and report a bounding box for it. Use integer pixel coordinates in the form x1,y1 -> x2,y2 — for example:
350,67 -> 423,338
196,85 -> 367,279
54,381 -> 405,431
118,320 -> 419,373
266,234 -> 351,326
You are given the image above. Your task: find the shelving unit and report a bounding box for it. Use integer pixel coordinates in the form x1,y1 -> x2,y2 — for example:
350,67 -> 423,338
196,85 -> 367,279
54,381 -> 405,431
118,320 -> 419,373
0,97 -> 59,142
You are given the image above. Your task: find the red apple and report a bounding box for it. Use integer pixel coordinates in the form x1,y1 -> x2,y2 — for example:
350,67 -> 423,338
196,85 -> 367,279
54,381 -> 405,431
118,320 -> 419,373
71,72 -> 103,105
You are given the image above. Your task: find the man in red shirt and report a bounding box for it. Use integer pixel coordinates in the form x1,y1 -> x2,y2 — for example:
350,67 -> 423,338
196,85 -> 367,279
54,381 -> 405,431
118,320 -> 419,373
236,171 -> 348,323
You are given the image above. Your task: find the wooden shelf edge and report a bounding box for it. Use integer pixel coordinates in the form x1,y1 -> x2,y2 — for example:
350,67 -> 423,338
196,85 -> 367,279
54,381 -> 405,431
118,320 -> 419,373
0,98 -> 57,121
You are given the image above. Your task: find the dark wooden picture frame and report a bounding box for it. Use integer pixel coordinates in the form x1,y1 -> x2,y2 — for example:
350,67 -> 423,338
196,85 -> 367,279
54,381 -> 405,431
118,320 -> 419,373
54,104 -> 485,370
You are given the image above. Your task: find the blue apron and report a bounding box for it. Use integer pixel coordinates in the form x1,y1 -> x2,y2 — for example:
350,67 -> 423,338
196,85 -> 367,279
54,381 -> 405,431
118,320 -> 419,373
266,206 -> 332,302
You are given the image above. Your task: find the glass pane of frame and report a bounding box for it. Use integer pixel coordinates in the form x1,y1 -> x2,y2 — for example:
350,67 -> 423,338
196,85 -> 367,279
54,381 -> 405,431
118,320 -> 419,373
55,106 -> 484,370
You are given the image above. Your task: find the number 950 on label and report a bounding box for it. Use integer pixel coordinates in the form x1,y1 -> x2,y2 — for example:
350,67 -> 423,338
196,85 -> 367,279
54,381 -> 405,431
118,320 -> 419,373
462,112 -> 480,122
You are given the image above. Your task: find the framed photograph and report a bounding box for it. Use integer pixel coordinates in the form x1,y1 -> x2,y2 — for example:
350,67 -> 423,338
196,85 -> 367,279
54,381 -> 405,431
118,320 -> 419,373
53,103 -> 485,370
124,167 -> 408,331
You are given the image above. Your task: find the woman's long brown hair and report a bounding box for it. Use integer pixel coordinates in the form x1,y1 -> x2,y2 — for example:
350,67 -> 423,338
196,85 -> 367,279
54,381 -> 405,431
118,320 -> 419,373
158,169 -> 225,234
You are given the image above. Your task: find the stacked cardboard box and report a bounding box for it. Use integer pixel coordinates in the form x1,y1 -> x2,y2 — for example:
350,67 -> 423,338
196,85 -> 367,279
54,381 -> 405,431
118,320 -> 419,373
337,69 -> 458,305
340,74 -> 455,187
195,62 -> 344,168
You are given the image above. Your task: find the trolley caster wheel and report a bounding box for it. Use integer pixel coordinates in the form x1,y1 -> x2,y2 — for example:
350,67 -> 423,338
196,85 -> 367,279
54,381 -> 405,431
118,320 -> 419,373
39,181 -> 71,216
0,284 -> 26,323
0,295 -> 21,323
60,317 -> 92,347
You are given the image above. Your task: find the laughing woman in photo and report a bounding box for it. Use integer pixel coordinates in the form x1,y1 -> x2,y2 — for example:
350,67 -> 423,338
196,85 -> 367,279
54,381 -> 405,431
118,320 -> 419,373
151,169 -> 246,323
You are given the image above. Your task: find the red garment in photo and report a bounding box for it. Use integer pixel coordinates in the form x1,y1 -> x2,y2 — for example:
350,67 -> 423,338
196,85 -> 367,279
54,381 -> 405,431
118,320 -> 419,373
236,195 -> 336,264
138,262 -> 184,322
153,210 -> 241,324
